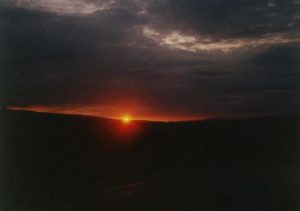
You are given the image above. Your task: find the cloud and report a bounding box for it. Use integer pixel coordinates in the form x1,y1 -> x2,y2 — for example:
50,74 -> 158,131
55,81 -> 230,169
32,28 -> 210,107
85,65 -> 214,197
143,26 -> 300,53
145,0 -> 300,38
10,0 -> 115,15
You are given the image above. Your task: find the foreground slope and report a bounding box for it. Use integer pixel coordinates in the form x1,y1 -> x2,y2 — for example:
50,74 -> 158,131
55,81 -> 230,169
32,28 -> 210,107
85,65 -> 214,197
1,110 -> 299,211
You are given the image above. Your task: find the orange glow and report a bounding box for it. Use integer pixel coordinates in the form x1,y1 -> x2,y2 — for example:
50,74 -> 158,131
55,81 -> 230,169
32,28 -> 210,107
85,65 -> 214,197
122,115 -> 131,124
8,105 -> 207,122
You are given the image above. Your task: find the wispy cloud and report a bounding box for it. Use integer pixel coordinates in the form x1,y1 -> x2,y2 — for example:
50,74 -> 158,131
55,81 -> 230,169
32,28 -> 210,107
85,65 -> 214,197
13,0 -> 115,15
143,27 -> 300,53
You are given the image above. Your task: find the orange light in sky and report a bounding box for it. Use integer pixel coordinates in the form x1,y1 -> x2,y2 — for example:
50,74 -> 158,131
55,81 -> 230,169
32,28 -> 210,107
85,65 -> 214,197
8,105 -> 206,122
122,115 -> 131,124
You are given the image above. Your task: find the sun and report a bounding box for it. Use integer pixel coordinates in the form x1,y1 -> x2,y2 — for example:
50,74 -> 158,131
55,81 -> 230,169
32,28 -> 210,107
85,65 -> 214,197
121,115 -> 131,124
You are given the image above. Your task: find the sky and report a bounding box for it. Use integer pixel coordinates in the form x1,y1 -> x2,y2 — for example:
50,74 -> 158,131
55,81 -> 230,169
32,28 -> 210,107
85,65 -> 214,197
1,0 -> 300,121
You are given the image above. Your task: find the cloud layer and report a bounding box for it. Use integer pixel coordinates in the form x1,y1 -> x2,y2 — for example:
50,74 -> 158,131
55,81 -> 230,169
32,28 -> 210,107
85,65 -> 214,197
1,0 -> 299,119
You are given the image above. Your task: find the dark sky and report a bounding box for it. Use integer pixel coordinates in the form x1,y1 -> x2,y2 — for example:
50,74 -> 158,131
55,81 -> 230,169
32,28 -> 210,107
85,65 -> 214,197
1,0 -> 300,120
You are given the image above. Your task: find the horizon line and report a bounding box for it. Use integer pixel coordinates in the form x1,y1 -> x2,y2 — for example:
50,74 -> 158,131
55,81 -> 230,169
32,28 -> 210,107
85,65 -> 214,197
3,106 -> 298,123
5,106 -> 209,123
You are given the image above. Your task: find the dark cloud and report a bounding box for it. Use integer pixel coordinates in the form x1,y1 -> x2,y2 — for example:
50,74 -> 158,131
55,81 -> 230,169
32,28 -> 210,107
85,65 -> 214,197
0,0 -> 299,119
146,0 -> 300,38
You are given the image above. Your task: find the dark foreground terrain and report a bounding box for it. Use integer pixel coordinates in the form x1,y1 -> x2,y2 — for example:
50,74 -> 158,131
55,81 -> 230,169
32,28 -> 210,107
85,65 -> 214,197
1,110 -> 299,211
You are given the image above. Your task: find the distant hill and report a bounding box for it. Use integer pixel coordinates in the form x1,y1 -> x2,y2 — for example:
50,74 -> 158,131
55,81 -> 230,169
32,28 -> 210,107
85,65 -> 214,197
1,110 -> 299,211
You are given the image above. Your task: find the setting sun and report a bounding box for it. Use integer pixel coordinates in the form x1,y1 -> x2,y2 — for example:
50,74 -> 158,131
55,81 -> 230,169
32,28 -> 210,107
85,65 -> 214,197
122,115 -> 131,124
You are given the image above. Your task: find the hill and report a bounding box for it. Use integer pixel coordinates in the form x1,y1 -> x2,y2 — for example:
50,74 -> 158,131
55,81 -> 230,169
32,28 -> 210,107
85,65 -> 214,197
1,110 -> 299,211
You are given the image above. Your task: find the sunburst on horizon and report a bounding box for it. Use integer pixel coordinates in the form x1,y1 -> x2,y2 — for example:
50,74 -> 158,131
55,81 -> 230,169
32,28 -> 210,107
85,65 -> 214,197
121,115 -> 131,124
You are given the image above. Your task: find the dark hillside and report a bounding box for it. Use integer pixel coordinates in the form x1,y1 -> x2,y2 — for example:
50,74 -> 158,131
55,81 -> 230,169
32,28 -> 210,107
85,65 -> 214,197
1,110 -> 299,211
